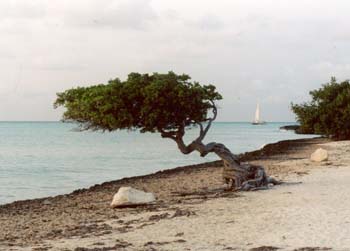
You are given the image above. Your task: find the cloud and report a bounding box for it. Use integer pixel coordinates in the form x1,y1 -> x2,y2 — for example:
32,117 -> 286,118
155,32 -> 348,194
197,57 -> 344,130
1,0 -> 350,122
0,1 -> 46,20
33,63 -> 88,72
62,0 -> 158,30
0,50 -> 15,60
196,14 -> 224,31
309,62 -> 350,80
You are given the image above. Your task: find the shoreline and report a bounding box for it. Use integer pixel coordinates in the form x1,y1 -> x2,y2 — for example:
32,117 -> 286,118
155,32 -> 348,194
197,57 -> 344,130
2,136 -> 342,251
0,121 -> 312,207
0,136 -> 323,208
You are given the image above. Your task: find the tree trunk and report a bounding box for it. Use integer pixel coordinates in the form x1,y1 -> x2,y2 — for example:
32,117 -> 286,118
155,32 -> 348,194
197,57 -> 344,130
174,139 -> 278,191
160,109 -> 278,191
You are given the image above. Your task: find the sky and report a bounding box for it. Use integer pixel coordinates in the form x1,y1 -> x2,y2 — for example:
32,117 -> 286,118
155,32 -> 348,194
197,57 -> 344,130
0,0 -> 349,122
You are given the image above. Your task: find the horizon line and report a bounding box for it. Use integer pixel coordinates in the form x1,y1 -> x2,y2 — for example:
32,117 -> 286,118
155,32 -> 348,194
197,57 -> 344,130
0,120 -> 298,123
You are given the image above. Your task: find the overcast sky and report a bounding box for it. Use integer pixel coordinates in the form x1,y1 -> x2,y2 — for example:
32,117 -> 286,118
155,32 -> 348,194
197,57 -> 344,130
0,0 -> 349,122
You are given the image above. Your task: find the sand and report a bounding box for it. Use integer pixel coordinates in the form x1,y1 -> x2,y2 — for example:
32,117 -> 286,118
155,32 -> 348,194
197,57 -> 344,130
2,138 -> 350,250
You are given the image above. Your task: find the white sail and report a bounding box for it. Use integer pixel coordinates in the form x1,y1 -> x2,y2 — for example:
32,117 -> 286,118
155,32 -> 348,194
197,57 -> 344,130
254,103 -> 260,123
252,102 -> 265,125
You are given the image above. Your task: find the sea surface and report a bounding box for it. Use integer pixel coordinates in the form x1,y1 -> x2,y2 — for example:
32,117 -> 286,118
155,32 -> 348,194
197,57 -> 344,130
0,122 -> 315,204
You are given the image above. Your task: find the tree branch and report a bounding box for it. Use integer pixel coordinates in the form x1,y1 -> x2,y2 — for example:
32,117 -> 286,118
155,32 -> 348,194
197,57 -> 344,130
196,100 -> 218,142
161,101 -> 220,159
160,129 -> 176,141
196,122 -> 204,135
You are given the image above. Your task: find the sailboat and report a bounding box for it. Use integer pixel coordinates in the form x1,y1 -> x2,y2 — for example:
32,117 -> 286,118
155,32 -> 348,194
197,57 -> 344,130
252,103 -> 266,125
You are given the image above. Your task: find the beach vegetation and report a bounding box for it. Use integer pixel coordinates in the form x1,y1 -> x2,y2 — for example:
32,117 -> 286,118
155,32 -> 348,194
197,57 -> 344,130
292,77 -> 350,139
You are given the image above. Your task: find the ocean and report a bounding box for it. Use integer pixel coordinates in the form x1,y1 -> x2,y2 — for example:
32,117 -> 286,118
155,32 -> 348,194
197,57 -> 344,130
0,122 -> 315,205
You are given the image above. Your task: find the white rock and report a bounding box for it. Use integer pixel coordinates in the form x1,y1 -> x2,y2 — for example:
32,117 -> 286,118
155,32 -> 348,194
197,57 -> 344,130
310,148 -> 328,162
110,187 -> 156,208
42,199 -> 52,205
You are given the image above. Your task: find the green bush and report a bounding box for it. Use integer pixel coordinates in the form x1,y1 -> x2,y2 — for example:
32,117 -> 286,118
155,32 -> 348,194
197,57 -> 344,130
292,77 -> 350,139
54,71 -> 222,133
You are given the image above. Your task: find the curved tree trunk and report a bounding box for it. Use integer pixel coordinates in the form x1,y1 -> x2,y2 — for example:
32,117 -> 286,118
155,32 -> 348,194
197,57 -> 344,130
160,104 -> 279,191
174,140 -> 279,191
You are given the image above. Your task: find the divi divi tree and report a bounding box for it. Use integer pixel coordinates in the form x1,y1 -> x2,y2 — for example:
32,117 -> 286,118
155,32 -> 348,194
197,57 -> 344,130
55,72 -> 278,190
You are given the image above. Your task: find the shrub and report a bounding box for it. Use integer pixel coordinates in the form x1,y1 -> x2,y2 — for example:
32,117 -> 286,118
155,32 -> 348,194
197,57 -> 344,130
292,77 -> 350,139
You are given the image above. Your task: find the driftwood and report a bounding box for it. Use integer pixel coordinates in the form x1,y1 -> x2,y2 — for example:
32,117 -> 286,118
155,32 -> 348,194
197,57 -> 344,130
223,163 -> 280,191
160,101 -> 279,190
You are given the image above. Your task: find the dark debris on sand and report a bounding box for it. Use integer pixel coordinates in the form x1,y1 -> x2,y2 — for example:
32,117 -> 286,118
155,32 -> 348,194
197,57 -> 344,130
249,246 -> 280,251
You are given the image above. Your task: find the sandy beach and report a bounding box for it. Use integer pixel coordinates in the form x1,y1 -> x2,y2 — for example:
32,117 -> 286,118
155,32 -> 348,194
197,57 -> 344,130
3,137 -> 350,251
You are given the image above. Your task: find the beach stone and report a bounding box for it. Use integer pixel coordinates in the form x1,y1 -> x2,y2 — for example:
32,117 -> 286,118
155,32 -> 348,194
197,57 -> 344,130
310,148 -> 328,162
110,187 -> 156,208
42,199 -> 52,205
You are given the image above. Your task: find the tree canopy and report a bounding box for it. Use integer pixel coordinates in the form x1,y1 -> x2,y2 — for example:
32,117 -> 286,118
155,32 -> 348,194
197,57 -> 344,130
54,72 -> 222,136
291,77 -> 350,139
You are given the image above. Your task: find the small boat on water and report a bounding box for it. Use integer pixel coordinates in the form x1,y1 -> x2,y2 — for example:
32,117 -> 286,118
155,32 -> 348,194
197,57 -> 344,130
252,102 -> 266,125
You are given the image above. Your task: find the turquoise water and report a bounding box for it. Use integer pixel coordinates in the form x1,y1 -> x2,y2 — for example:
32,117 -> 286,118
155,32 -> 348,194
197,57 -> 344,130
0,122 -> 315,204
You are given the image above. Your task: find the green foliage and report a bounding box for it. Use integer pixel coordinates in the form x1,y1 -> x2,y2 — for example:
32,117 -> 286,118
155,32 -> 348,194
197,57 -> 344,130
291,77 -> 350,139
54,72 -> 222,133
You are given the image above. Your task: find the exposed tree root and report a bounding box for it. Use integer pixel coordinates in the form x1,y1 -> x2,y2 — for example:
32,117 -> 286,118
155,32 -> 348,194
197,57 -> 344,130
223,162 -> 281,191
